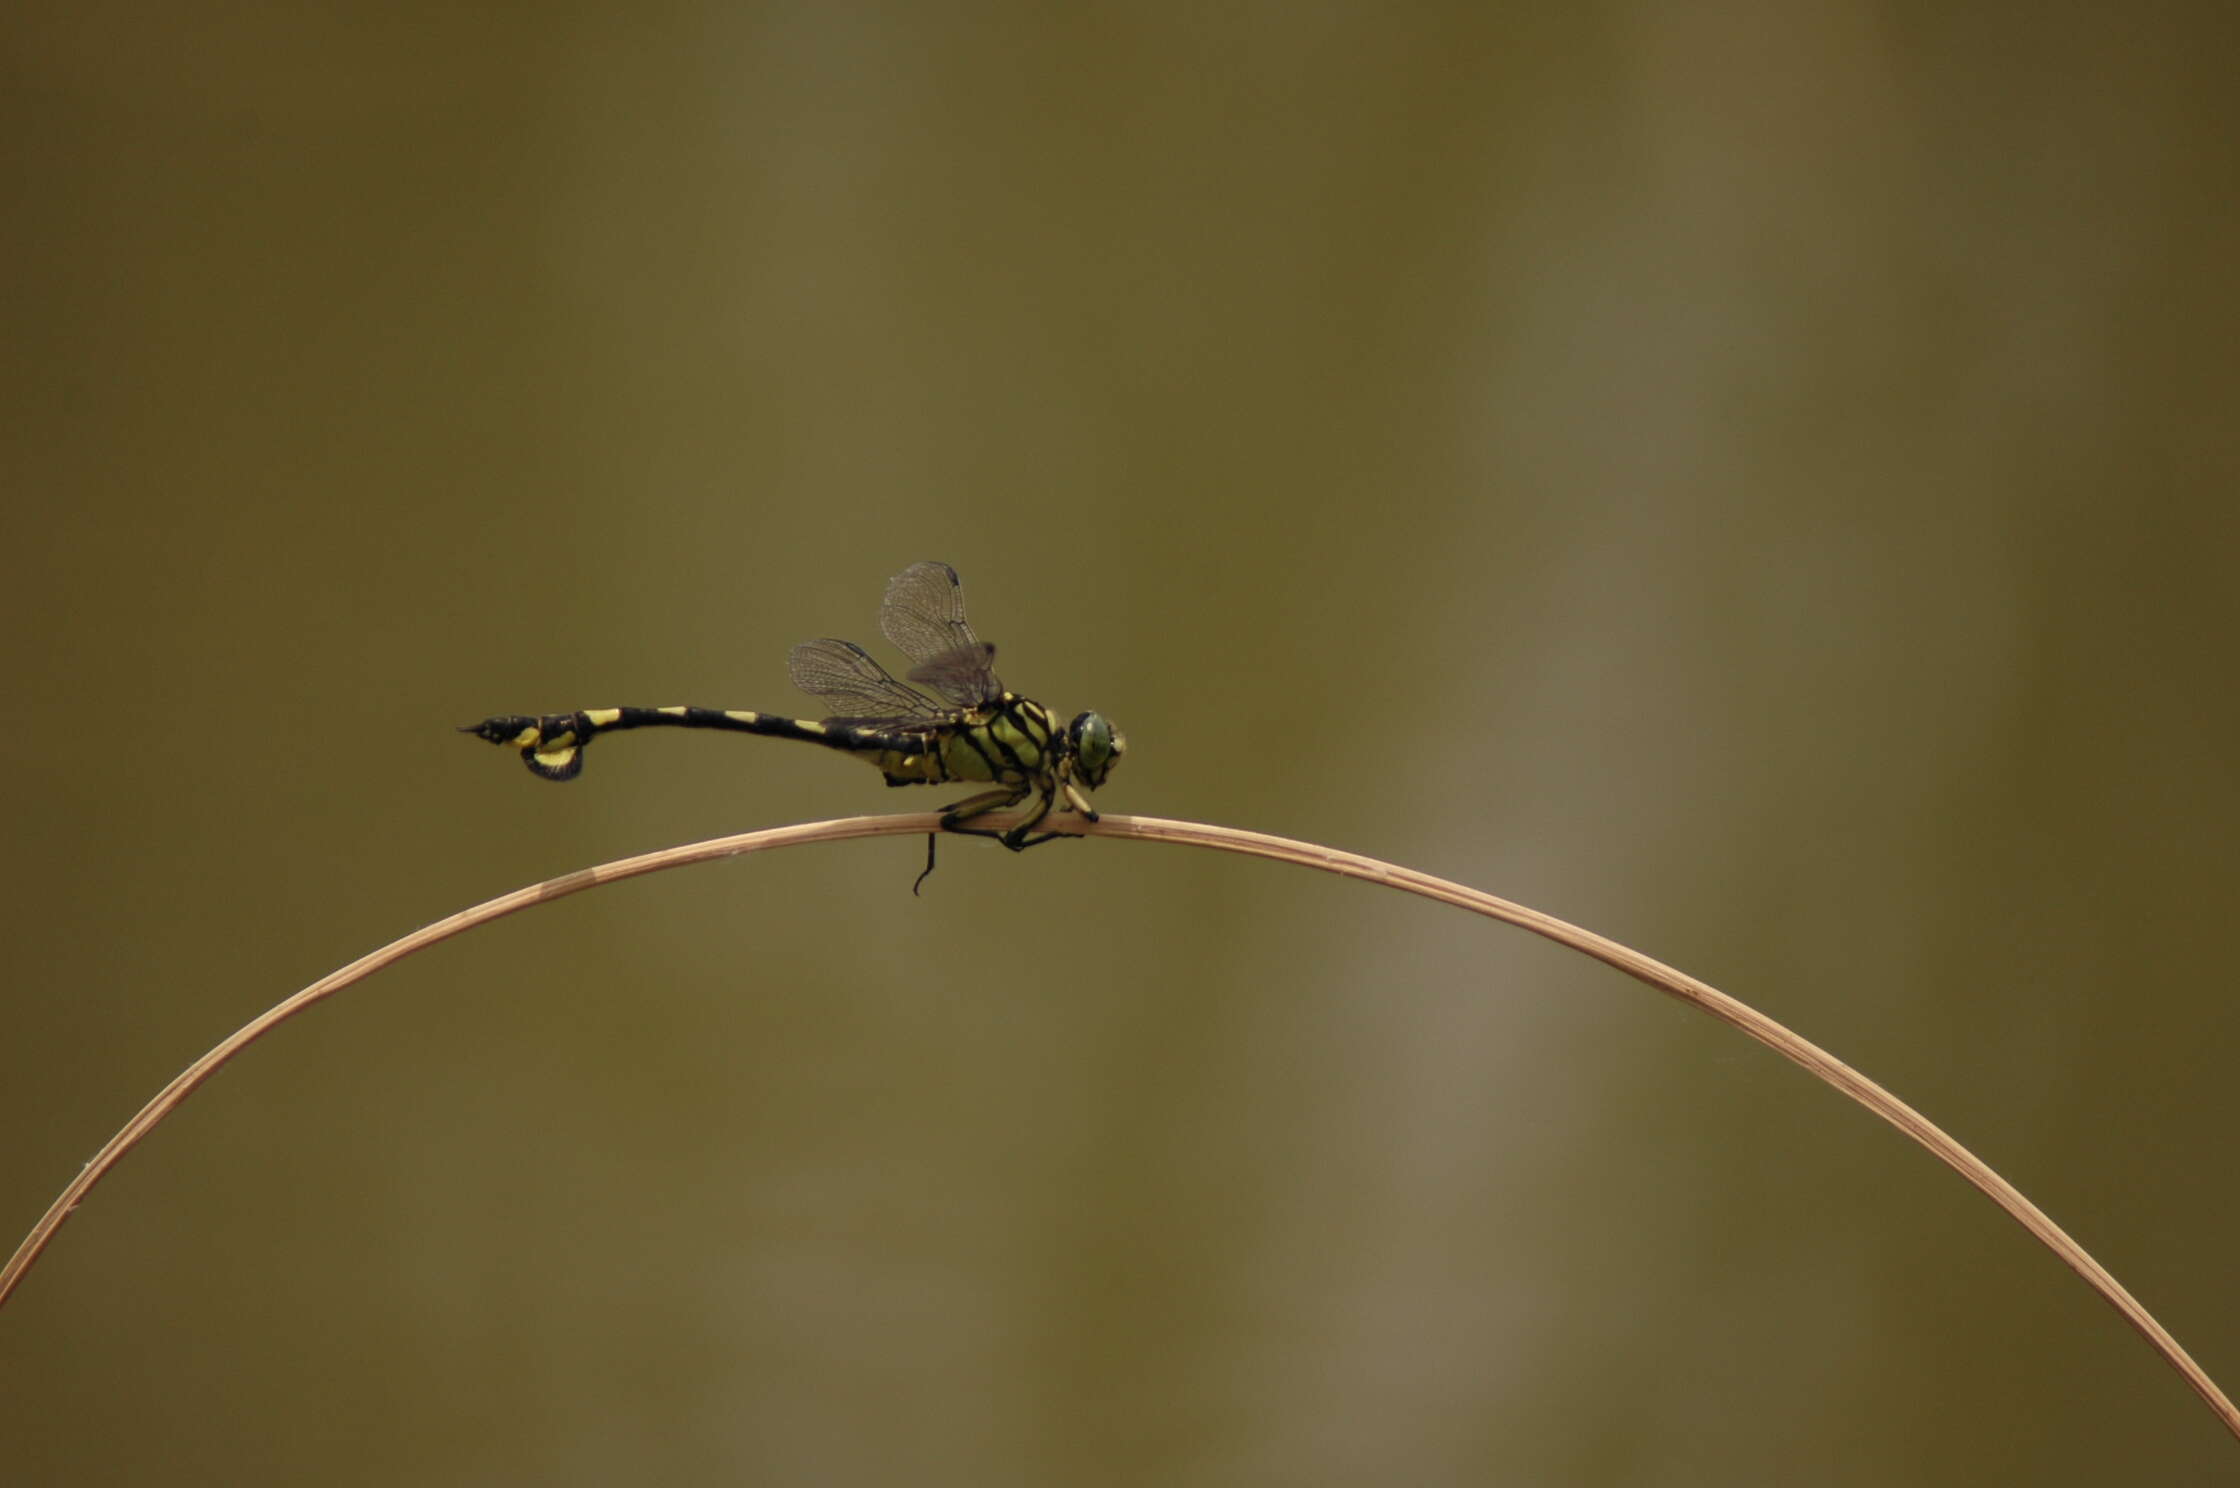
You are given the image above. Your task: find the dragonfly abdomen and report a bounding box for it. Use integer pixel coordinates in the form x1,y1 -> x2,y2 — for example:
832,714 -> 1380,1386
463,705 -> 904,782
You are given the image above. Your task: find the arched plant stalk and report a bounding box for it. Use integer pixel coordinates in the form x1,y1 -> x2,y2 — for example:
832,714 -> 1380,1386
4,811 -> 2233,1443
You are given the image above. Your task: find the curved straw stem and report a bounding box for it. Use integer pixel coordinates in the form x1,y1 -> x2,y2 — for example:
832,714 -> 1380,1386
4,810 -> 2233,1443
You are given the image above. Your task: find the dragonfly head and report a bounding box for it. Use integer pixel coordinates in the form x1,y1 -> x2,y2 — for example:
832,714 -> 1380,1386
1066,711 -> 1126,789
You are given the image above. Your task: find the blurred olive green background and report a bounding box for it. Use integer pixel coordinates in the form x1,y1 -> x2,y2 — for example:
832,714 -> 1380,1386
5,3 -> 2236,1483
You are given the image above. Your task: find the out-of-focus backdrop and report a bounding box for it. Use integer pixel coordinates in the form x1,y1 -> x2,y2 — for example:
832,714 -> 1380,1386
5,4 -> 2235,1483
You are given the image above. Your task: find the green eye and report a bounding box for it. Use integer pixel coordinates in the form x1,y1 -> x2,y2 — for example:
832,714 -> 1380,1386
1070,712 -> 1124,786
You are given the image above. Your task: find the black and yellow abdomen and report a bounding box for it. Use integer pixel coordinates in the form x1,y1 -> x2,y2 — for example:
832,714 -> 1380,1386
465,705 -> 909,783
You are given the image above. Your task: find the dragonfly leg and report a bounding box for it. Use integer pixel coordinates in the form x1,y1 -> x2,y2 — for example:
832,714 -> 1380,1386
910,788 -> 1024,894
1009,812 -> 1093,849
996,789 -> 1056,850
917,780 -> 1094,880
1002,779 -> 1104,849
1060,780 -> 1101,820
937,786 -> 1029,834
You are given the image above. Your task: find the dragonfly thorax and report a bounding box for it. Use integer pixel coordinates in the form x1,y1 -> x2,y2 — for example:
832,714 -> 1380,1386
932,693 -> 1058,786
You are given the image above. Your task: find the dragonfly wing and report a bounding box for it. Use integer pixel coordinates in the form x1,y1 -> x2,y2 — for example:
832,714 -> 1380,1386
787,638 -> 948,723
880,562 -> 982,664
906,642 -> 1004,708
880,563 -> 1004,706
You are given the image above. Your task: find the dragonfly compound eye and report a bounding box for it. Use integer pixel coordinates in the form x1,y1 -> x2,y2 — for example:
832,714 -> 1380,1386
1069,712 -> 1124,787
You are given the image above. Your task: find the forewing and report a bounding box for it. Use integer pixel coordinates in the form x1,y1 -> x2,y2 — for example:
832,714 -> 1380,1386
880,562 -> 1006,706
786,638 -> 946,723
879,561 -> 983,665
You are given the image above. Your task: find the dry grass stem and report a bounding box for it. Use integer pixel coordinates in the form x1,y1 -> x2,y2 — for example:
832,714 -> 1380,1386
4,809 -> 2232,1445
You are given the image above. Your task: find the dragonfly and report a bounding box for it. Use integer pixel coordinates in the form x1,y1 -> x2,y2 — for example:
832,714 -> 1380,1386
462,561 -> 1126,890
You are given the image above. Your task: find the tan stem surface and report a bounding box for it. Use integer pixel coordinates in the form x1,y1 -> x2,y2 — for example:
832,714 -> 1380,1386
5,810 -> 2232,1446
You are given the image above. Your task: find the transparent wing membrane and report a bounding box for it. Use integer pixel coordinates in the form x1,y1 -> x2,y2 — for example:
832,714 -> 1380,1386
879,561 -> 980,663
786,638 -> 946,723
908,642 -> 1002,705
879,561 -> 1004,706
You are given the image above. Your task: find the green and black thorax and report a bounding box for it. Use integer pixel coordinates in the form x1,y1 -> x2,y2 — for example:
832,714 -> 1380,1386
464,562 -> 1124,857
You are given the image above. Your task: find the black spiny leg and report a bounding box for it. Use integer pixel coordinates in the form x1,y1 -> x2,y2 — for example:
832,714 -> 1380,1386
1009,800 -> 1095,850
939,783 -> 1092,854
1006,775 -> 1105,849
954,783 -> 1085,851
936,786 -> 1034,838
997,788 -> 1057,850
912,785 -> 1030,895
